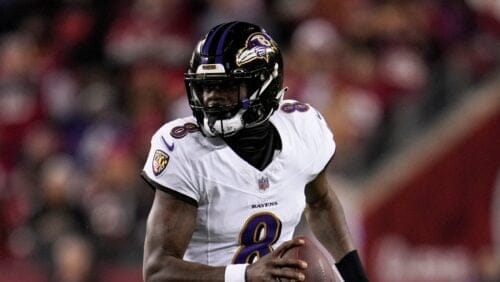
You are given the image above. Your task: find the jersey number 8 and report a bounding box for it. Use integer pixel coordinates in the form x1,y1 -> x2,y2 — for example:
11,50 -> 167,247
232,212 -> 282,264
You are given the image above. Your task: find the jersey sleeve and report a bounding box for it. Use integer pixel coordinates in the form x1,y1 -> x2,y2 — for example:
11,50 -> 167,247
307,107 -> 336,174
142,128 -> 201,204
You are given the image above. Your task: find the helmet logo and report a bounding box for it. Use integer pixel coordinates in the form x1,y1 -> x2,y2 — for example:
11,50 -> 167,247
236,32 -> 278,66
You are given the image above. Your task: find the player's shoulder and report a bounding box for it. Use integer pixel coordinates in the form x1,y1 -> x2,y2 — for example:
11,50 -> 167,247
273,100 -> 335,168
155,116 -> 199,140
151,116 -> 211,156
272,99 -> 325,127
272,99 -> 333,144
155,116 -> 199,136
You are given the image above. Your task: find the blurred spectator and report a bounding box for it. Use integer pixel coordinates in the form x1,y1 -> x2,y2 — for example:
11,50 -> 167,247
477,247 -> 500,282
81,144 -> 145,262
126,63 -> 184,158
468,0 -> 500,37
196,0 -> 277,36
29,155 -> 88,263
50,4 -> 96,64
40,68 -> 79,125
50,233 -> 96,282
0,32 -> 44,169
285,18 -> 383,176
105,0 -> 193,66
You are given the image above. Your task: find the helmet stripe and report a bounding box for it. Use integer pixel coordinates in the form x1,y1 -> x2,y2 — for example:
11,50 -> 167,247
215,21 -> 239,63
202,23 -> 226,56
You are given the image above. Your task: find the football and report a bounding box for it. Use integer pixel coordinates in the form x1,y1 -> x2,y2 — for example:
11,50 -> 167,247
280,236 -> 341,282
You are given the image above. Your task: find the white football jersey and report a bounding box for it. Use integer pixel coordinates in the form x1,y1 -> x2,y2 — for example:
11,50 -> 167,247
142,99 -> 335,266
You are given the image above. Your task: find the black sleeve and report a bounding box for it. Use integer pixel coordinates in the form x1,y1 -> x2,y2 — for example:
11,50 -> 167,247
335,250 -> 369,282
140,171 -> 198,207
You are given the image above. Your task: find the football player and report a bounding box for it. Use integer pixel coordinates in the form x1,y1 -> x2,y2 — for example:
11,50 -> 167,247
141,21 -> 368,281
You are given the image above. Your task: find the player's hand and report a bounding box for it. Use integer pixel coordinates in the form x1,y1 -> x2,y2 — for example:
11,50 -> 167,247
245,237 -> 308,282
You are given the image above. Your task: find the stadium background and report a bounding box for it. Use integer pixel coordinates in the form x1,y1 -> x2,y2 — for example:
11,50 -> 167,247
0,0 -> 499,281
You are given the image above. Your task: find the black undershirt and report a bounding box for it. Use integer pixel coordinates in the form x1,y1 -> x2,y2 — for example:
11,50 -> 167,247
223,121 -> 282,171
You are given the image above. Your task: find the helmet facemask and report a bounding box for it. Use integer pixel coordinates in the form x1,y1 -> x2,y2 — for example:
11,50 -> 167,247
186,62 -> 285,137
187,76 -> 249,137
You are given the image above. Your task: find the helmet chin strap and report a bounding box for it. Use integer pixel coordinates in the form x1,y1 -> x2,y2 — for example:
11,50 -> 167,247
275,86 -> 287,104
203,109 -> 245,137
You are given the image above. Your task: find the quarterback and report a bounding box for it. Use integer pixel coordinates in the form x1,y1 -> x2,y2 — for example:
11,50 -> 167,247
141,21 -> 368,281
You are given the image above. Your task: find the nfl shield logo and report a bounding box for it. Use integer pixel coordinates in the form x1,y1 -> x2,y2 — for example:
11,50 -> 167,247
258,176 -> 269,192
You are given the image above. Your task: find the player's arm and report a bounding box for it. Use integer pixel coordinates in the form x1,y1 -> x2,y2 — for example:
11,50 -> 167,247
143,189 -> 225,281
304,163 -> 369,281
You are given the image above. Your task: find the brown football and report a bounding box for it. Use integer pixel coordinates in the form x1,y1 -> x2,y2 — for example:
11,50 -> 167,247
280,236 -> 340,282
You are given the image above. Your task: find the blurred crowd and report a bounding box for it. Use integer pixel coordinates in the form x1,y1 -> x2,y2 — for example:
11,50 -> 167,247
0,0 -> 499,281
